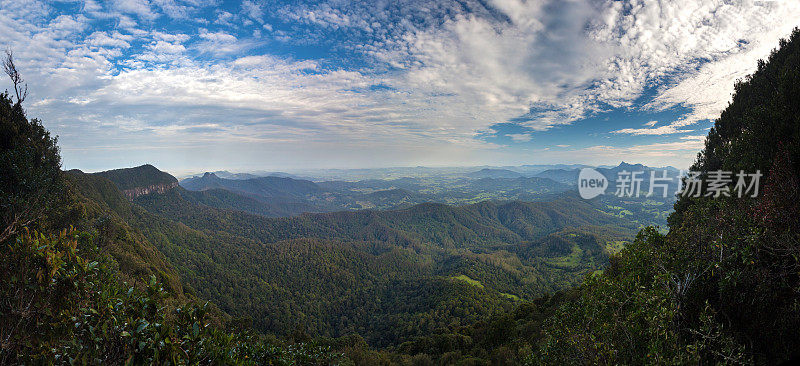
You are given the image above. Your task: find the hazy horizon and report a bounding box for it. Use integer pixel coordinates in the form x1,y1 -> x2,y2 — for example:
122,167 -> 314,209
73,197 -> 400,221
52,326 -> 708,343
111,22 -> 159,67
78,161 -> 680,180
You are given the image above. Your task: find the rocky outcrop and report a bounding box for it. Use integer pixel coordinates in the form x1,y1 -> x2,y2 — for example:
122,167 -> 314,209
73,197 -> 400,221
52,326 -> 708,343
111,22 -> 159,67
122,181 -> 178,200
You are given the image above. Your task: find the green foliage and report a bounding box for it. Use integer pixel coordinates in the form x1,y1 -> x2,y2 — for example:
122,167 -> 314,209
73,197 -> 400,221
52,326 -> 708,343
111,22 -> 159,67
664,27 -> 800,363
451,275 -> 484,288
535,228 -> 748,364
1,229 -> 91,363
385,291 -> 577,365
0,229 -> 347,364
0,92 -> 64,243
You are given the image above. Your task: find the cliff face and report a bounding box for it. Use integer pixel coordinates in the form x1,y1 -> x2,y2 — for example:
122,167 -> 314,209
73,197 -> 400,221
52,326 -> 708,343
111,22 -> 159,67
122,181 -> 178,200
92,164 -> 180,200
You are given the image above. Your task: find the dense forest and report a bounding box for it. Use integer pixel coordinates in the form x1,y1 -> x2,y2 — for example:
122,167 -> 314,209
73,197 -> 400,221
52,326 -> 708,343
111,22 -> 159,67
2,27 -> 800,365
68,165 -> 634,347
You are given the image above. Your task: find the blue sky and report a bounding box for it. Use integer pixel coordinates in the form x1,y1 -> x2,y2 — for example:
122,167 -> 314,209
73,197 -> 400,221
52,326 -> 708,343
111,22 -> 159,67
1,0 -> 798,174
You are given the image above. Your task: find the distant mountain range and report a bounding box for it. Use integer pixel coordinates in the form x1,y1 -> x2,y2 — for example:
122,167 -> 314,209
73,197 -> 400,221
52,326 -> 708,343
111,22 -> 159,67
182,172 -> 324,199
180,162 -> 682,182
208,170 -> 260,180
173,162 -> 679,223
178,171 -> 572,216
536,162 -> 680,186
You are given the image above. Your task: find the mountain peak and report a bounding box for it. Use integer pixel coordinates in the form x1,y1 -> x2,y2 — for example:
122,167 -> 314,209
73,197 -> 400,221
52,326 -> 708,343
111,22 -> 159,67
617,161 -> 645,170
93,164 -> 178,199
95,165 -> 177,188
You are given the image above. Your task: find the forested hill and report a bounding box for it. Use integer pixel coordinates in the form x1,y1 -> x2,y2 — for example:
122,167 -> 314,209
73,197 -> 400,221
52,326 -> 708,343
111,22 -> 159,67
94,164 -> 178,191
5,91 -> 350,364
66,163 -> 635,347
94,164 -> 179,199
138,183 -> 634,250
181,172 -> 323,197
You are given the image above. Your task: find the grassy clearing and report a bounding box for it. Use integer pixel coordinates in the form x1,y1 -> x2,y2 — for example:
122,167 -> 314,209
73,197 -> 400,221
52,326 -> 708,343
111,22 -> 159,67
451,274 -> 484,288
546,245 -> 584,269
500,292 -> 520,301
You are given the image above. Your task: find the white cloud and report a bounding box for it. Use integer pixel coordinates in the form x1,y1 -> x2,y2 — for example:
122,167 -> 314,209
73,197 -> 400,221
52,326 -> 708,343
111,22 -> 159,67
213,10 -> 235,26
87,31 -> 133,48
361,0 -> 800,138
151,0 -> 196,19
194,29 -> 255,55
241,0 -> 264,23
612,125 -> 694,136
147,40 -> 186,54
508,133 -> 532,142
607,0 -> 800,135
198,30 -> 237,43
152,31 -> 189,43
111,0 -> 159,21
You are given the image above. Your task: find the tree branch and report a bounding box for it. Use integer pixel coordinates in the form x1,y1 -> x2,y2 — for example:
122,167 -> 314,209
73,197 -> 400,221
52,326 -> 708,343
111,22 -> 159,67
3,50 -> 27,104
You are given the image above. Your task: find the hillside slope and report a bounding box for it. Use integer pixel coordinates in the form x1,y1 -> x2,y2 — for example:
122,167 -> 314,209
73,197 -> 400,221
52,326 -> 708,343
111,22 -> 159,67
64,169 -> 185,296
74,165 -> 635,347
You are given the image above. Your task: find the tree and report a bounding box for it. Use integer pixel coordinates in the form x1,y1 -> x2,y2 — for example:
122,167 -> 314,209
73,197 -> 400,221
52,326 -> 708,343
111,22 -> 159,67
0,51 -> 63,243
2,50 -> 27,104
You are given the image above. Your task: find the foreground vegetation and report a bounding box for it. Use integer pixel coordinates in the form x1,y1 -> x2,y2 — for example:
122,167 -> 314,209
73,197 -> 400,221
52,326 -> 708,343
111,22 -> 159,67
535,28 -> 800,364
